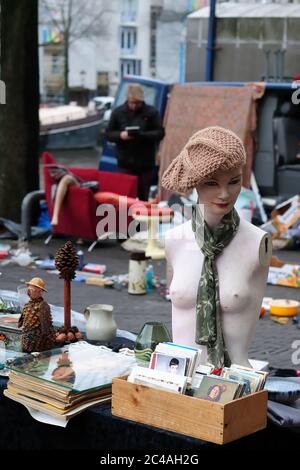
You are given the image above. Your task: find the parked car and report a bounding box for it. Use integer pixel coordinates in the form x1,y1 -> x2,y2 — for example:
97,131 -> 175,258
93,96 -> 115,140
93,96 -> 114,119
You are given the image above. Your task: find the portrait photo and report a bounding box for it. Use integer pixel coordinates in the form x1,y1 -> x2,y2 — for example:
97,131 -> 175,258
152,353 -> 187,376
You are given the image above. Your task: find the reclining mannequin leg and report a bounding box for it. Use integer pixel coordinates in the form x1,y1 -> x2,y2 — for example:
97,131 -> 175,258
51,174 -> 80,226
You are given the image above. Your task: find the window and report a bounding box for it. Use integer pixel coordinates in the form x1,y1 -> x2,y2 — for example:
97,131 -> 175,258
120,59 -> 142,78
121,0 -> 138,22
120,27 -> 137,54
51,53 -> 62,75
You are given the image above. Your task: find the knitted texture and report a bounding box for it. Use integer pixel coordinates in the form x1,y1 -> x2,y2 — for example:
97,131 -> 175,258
161,126 -> 247,193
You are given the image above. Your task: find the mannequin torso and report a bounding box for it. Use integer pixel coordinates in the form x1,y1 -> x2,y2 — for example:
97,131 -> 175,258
166,218 -> 272,367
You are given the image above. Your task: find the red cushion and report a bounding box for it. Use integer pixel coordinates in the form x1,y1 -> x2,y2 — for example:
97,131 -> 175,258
131,206 -> 174,217
94,192 -> 152,209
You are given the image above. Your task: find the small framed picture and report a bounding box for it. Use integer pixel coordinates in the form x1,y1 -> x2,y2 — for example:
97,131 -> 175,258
150,352 -> 187,376
193,376 -> 241,404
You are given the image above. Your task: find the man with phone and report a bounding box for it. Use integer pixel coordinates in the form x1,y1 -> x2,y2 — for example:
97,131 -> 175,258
106,84 -> 165,201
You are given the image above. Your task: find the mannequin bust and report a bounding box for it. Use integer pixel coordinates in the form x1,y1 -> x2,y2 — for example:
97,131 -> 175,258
162,127 -> 272,368
166,215 -> 271,367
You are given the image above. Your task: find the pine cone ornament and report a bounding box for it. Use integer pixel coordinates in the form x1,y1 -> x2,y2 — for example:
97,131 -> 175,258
55,241 -> 79,281
22,302 -> 40,328
20,299 -> 56,353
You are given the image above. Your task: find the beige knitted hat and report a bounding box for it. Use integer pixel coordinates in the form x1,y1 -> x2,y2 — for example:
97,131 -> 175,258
127,83 -> 144,102
161,126 -> 247,193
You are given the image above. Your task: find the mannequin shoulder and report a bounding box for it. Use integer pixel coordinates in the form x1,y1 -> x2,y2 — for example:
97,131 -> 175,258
165,221 -> 195,262
237,219 -> 272,267
165,220 -> 194,244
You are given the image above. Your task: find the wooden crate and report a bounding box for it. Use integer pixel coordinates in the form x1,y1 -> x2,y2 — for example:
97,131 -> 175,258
112,376 -> 268,445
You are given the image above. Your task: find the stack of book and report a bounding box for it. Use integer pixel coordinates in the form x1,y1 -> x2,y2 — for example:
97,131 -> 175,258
4,342 -> 136,425
5,371 -> 112,421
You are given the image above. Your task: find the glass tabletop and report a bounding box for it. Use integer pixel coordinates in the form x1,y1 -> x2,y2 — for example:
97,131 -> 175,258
0,348 -> 27,370
6,341 -> 136,393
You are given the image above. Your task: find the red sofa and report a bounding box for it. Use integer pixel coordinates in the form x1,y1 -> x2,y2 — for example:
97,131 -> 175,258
42,152 -> 138,240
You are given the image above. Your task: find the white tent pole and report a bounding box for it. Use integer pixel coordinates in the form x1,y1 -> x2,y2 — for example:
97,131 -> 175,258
250,172 -> 268,224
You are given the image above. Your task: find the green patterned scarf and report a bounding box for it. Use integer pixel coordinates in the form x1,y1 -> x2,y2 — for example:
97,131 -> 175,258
191,204 -> 240,368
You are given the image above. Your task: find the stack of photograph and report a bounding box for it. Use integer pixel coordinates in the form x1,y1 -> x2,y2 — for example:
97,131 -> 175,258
128,342 -> 203,394
193,364 -> 268,404
128,342 -> 269,405
4,342 -> 136,424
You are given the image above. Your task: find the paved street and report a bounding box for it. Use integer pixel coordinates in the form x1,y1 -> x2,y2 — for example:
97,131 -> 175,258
1,237 -> 300,370
0,149 -> 290,370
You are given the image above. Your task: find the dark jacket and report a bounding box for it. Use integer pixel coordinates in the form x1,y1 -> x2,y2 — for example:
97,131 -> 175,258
106,102 -> 165,173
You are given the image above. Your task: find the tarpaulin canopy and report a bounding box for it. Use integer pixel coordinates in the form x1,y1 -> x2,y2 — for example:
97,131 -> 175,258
158,84 -> 264,200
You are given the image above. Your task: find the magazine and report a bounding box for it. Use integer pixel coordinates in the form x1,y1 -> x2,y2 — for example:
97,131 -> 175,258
4,342 -> 136,425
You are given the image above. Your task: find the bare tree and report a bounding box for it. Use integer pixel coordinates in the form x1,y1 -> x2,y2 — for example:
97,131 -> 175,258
0,0 -> 39,221
41,0 -> 113,103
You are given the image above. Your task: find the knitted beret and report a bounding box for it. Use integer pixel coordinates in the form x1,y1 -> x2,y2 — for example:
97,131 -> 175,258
161,126 -> 247,193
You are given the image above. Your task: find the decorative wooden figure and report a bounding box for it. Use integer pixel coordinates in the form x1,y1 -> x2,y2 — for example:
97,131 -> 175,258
18,277 -> 56,352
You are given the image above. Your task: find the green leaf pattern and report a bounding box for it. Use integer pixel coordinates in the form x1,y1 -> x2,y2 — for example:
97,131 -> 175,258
192,205 -> 240,368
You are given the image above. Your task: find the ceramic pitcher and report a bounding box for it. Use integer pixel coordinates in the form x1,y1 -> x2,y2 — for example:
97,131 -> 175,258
84,304 -> 117,341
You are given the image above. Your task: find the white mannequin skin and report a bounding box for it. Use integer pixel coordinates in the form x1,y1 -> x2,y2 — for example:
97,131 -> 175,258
165,166 -> 272,368
51,174 -> 79,226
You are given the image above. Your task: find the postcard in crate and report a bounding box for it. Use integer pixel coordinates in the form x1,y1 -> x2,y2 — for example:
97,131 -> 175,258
191,364 -> 214,388
128,366 -> 187,394
193,375 -> 245,404
231,364 -> 268,388
221,364 -> 268,395
150,352 -> 188,376
154,342 -> 202,379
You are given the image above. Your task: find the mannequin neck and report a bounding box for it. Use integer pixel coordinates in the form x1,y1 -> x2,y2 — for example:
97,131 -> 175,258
199,204 -> 223,229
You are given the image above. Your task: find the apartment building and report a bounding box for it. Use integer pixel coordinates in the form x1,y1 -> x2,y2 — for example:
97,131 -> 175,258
40,0 -> 157,101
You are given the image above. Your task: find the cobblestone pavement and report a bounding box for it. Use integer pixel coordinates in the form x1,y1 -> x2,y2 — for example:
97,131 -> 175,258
1,237 -> 300,370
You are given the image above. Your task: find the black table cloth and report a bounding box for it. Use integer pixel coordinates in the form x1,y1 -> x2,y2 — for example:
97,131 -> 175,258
0,375 -> 299,452
1,337 -> 299,452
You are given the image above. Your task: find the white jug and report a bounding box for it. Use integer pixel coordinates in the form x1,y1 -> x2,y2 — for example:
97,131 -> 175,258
84,304 -> 117,342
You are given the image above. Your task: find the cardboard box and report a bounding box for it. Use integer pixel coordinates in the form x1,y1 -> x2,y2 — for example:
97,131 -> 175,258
266,196 -> 300,238
112,376 -> 268,445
